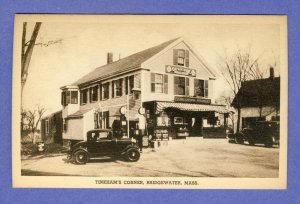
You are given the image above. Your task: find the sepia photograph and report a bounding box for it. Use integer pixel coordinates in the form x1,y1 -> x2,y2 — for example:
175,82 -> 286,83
12,15 -> 287,188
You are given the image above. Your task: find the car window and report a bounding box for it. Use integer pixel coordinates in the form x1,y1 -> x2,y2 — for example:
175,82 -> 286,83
90,132 -> 110,141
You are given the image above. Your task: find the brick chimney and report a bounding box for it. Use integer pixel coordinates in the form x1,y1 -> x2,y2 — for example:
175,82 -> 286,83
107,52 -> 113,64
269,67 -> 274,79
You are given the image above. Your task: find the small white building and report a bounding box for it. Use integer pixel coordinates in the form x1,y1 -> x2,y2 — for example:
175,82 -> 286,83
60,38 -> 230,143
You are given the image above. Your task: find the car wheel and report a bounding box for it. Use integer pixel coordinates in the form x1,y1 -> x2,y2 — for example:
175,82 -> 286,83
248,138 -> 255,146
234,136 -> 244,144
264,137 -> 274,148
74,150 -> 88,165
126,148 -> 140,162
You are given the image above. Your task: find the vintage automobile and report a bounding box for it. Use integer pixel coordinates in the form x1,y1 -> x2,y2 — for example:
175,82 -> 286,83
68,129 -> 140,164
227,121 -> 280,147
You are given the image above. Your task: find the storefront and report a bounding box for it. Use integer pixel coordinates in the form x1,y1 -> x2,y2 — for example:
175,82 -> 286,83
143,98 -> 230,140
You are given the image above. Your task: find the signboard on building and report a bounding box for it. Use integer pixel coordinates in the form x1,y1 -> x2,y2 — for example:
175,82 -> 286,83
174,96 -> 211,104
165,65 -> 196,77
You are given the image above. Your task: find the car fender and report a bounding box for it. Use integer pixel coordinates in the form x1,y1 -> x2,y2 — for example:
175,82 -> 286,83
121,145 -> 139,156
73,147 -> 88,155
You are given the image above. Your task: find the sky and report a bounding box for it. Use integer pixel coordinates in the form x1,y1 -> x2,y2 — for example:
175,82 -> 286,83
20,16 -> 282,115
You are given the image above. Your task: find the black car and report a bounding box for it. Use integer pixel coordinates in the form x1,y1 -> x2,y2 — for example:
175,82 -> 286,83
227,121 -> 280,147
68,129 -> 140,164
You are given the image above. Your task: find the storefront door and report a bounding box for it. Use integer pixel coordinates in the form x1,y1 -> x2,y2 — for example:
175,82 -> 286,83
189,113 -> 203,136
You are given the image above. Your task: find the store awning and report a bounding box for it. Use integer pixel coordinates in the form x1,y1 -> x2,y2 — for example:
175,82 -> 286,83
156,101 -> 230,114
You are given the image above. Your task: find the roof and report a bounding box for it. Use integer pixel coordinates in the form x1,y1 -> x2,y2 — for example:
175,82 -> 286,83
231,77 -> 280,108
66,109 -> 92,119
42,110 -> 62,120
72,38 -> 180,86
156,101 -> 230,113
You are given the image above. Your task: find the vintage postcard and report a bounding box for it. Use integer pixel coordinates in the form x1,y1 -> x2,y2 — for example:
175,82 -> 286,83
12,15 -> 287,189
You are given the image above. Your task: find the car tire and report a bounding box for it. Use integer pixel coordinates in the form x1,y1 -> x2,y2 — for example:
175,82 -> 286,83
234,136 -> 244,144
264,137 -> 274,148
126,148 -> 140,162
74,150 -> 88,165
248,138 -> 255,146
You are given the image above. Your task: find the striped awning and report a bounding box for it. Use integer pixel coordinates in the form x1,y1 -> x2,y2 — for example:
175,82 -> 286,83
156,102 -> 230,114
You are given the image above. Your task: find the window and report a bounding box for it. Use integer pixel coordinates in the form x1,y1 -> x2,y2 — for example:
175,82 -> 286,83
112,79 -> 123,97
61,90 -> 78,106
151,73 -> 168,93
173,49 -> 189,67
125,75 -> 134,94
45,119 -> 49,134
81,89 -> 88,104
174,76 -> 189,95
94,111 -> 110,129
90,85 -> 98,102
71,91 -> 78,104
101,83 -> 109,100
63,119 -> 67,132
194,79 -> 208,98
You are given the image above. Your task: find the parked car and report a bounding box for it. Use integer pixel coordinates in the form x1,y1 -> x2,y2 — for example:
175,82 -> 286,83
68,129 -> 140,164
227,121 -> 280,147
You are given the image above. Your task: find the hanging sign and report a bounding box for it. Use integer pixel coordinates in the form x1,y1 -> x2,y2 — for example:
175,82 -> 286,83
165,65 -> 196,77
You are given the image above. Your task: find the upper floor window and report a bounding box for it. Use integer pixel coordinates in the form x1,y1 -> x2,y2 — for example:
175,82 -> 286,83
80,89 -> 88,104
125,75 -> 134,94
151,73 -> 168,94
174,76 -> 189,96
61,90 -> 78,106
101,82 -> 109,100
90,85 -> 98,102
194,79 -> 208,98
173,49 -> 189,67
71,91 -> 78,104
112,79 -> 123,97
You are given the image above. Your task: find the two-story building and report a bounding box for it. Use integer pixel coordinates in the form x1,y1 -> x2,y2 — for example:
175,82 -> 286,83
231,68 -> 280,129
60,37 -> 229,143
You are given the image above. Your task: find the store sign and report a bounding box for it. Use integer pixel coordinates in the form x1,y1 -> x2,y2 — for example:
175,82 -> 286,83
174,96 -> 211,104
165,65 -> 196,77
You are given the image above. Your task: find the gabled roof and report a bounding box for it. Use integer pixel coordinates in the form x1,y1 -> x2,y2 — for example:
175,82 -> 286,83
72,38 -> 180,86
231,77 -> 280,108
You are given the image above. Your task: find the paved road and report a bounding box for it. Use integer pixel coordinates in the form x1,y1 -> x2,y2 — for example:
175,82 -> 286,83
21,138 -> 279,177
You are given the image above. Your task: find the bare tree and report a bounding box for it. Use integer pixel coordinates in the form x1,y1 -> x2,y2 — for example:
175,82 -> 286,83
24,105 -> 46,143
20,22 -> 62,131
219,47 -> 260,132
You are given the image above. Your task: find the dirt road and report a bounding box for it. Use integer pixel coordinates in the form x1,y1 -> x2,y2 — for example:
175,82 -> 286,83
21,138 -> 279,177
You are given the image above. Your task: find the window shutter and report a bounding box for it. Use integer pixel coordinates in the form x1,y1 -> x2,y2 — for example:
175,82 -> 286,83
100,84 -> 102,100
205,80 -> 209,98
174,76 -> 179,95
125,76 -> 128,94
164,75 -> 168,94
99,112 -> 102,129
80,91 -> 83,104
112,81 -> 114,98
89,88 -> 92,103
186,78 -> 190,96
194,79 -> 199,96
185,50 -> 189,67
173,49 -> 178,65
151,73 -> 155,92
106,111 -> 110,128
120,78 -> 123,96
